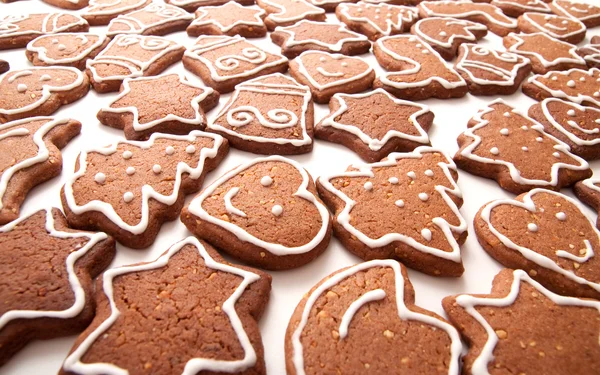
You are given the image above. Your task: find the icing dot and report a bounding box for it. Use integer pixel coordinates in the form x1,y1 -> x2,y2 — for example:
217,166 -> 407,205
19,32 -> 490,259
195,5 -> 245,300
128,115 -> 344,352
407,171 -> 416,179
567,109 -> 576,116
580,77 -> 586,82
418,192 -> 429,201
567,80 -> 576,87
186,145 -> 196,154
527,223 -> 538,232
126,166 -> 135,175
421,228 -> 432,241
556,212 -> 566,221
271,205 -> 283,216
409,36 -> 416,42
490,147 -> 499,155
594,92 -> 600,97
553,152 -> 561,158
551,76 -> 558,81
500,128 -> 509,136
261,176 -> 273,186
375,8 -> 380,12
341,62 -> 348,67
122,150 -> 132,159
152,164 -> 161,174
17,84 -> 27,93
94,172 -> 106,184
424,169 -> 434,177
503,112 -> 511,118
40,74 -> 51,81
375,15 -> 380,19
364,181 -> 373,191
561,20 -> 568,24
58,44 -> 66,51
356,7 -> 362,11
388,177 -> 399,184
51,38 -> 58,44
386,13 -> 392,18
522,146 -> 528,152
166,146 -> 175,155
123,192 -> 134,203
395,199 -> 404,207
319,57 -> 326,62
521,125 -> 528,131
422,49 -> 429,54
536,137 -> 543,142
439,31 -> 447,36
416,43 -> 422,48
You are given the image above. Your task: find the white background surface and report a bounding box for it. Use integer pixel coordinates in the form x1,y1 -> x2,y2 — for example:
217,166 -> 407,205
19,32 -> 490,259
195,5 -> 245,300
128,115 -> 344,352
0,1 -> 599,374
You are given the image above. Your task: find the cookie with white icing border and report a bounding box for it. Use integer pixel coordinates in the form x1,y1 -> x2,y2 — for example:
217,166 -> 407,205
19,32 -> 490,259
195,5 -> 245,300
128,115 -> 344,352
0,117 -> 81,224
306,0 -> 357,12
315,88 -> 433,162
270,20 -> 371,59
317,147 -> 467,276
454,99 -> 591,194
187,2 -> 267,38
256,0 -> 325,31
443,269 -> 600,374
0,67 -> 90,123
410,17 -> 488,61
574,178 -> 600,228
81,0 -> 151,26
26,33 -> 110,70
0,208 -> 115,367
522,68 -> 600,109
41,0 -> 89,10
517,12 -> 586,44
289,50 -> 375,104
529,98 -> 600,160
166,0 -> 254,13
550,0 -> 600,28
60,237 -> 270,375
503,32 -> 587,75
0,13 -> 89,50
97,73 -> 219,141
0,61 -> 8,75
577,35 -> 600,69
85,34 -> 185,93
373,35 -> 468,101
285,260 -> 462,375
182,156 -> 332,270
208,73 -> 314,155
106,3 -> 193,36
60,131 -> 228,249
336,2 -> 419,42
491,0 -> 551,18
183,35 -> 289,94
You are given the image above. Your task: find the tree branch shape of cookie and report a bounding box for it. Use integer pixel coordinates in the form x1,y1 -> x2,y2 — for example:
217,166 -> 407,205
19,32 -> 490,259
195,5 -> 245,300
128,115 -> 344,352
411,17 -> 488,60
455,44 -> 530,87
107,3 -> 193,36
525,68 -> 600,108
289,259 -> 462,375
337,2 -> 418,39
62,237 -> 265,374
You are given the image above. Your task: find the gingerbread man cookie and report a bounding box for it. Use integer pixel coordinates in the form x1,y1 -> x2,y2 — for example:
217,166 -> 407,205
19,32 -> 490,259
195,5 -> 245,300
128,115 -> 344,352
0,13 -> 89,50
550,0 -> 600,28
491,0 -> 551,18
26,33 -> 110,70
256,0 -> 325,31
106,3 -> 193,36
523,68 -> 600,109
81,0 -> 151,26
336,2 -> 419,41
517,12 -> 586,44
187,2 -> 267,38
577,35 -> 600,69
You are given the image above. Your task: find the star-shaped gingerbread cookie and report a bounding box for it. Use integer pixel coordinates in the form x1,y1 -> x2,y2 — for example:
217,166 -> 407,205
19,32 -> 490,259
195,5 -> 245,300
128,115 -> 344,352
187,2 -> 267,38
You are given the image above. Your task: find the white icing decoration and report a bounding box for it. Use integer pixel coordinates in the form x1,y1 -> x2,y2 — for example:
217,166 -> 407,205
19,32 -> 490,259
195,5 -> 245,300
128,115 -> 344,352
419,192 -> 429,201
83,0 -> 149,17
224,187 -> 247,218
126,166 -> 135,175
500,128 -> 509,135
261,176 -> 273,187
17,84 -> 27,92
421,228 -> 432,241
395,199 -> 404,207
528,68 -> 600,108
425,169 -> 434,177
527,223 -> 538,232
122,150 -> 132,159
388,177 -> 399,184
364,181 -> 373,191
455,44 -> 530,87
521,12 -> 585,39
539,98 -> 600,147
338,2 -> 418,36
123,191 -> 134,202
556,212 -> 566,221
255,0 -> 324,25
271,204 -> 283,216
186,145 -> 196,154
503,112 -> 511,117
567,80 -> 576,87
522,146 -> 528,151
338,288 -> 386,339
272,20 -> 368,52
413,18 -> 487,50
316,67 -> 344,78
40,74 -> 51,81
551,0 -> 600,22
407,171 -> 416,179
191,2 -> 266,33
418,1 -> 518,30
152,164 -> 161,174
490,147 -> 499,155
553,151 -> 561,158
0,13 -> 87,39
504,32 -> 585,69
295,51 -> 374,91
95,172 -> 106,184
166,146 -> 175,155
106,3 -> 193,37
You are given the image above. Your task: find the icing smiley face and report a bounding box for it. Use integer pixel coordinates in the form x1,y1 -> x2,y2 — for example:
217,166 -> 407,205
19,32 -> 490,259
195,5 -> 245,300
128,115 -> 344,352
524,68 -> 600,109
26,33 -> 108,69
519,12 -> 586,43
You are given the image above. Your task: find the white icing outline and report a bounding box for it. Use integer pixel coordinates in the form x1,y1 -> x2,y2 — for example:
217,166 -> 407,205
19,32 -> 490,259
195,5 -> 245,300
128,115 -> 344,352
190,1 -> 266,33
412,17 -> 487,50
418,1 -> 518,30
505,32 -> 585,68
295,51 -> 373,92
580,41 -> 600,66
337,1 -> 418,36
257,0 -> 324,25
83,0 -> 149,17
539,97 -> 600,146
107,3 -> 193,36
551,0 -> 600,22
491,0 -> 551,13
273,19 -> 369,51
26,33 -> 107,65
521,12 -> 585,40
338,288 -> 386,339
0,13 -> 88,38
527,68 -> 600,108
455,44 -> 530,86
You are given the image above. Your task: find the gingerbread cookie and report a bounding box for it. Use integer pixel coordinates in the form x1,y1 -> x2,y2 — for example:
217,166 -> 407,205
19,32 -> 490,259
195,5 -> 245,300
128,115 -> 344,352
491,0 -> 551,17
270,20 -> 371,59
289,51 -> 375,104
86,34 -> 185,93
574,178 -> 600,229
373,35 -> 468,101
454,99 -> 591,194
209,73 -> 314,155
417,1 -> 518,37
550,0 -> 600,28
26,33 -> 110,70
454,44 -> 531,96
336,2 -> 419,42
0,68 -> 90,123
523,68 -> 600,109
0,13 -> 89,50
503,32 -> 587,74
183,35 -> 289,94
517,12 -> 586,44
187,2 -> 267,38
315,89 -> 433,162
305,0 -> 356,12
317,147 -> 467,276
61,131 -> 228,249
0,208 -> 115,366
106,3 -> 193,36
410,17 -> 488,61
61,237 -> 271,375
81,0 -> 151,26
41,0 -> 88,10
286,260 -> 462,375
0,60 -> 9,75
182,156 -> 332,270
577,35 -> 600,69
443,269 -> 600,375
166,0 -> 253,12
97,73 -> 219,141
256,0 -> 325,31
0,117 -> 81,224
529,98 -> 600,160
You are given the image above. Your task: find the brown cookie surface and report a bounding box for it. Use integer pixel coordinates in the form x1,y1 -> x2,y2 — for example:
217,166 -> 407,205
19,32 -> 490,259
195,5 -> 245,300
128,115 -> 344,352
550,0 -> 600,28
106,3 -> 193,36
286,260 -> 462,375
454,99 -> 591,194
336,2 -> 419,41
26,33 -> 110,70
61,131 -> 228,249
256,0 -> 326,31
81,0 -> 152,26
0,60 -> 8,75
317,147 -> 467,277
182,156 -> 331,270
491,0 -> 551,17
517,12 -> 586,44
0,13 -> 89,50
61,237 -> 271,375
187,2 -> 267,38
41,0 -> 88,10
522,68 -> 600,108
574,178 -> 600,229
443,269 -> 600,375
577,35 -> 600,69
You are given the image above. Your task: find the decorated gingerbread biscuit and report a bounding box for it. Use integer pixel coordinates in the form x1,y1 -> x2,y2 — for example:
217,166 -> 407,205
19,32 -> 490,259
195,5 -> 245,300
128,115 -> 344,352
550,0 -> 600,28
289,51 -> 375,104
26,33 -> 110,70
503,32 -> 587,74
574,178 -> 600,229
256,0 -> 325,31
577,36 -> 600,69
522,68 -> 600,109
183,35 -> 289,94
286,260 -> 462,375
454,99 -> 591,194
517,12 -> 586,44
529,98 -> 600,160
41,0 -> 88,10
187,2 -> 267,38
166,0 -> 253,12
373,35 -> 468,101
410,17 -> 488,61
0,13 -> 89,50
0,68 -> 90,123
86,34 -> 185,93
454,44 -> 531,96
106,3 -> 193,36
0,208 -> 115,366
61,131 -> 228,249
0,60 -> 8,75
270,20 -> 371,59
491,0 -> 551,17
315,89 -> 433,162
97,73 -> 219,141
182,156 -> 331,270
0,117 -> 81,224
61,237 -> 271,375
81,0 -> 151,26
305,0 -> 355,11
336,2 -> 419,41
317,147 -> 467,276
209,73 -> 314,155
417,1 -> 518,37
